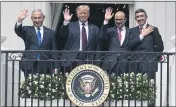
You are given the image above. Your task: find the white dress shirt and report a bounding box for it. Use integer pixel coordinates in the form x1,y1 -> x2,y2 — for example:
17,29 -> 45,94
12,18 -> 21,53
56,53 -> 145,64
63,20 -> 89,51
79,21 -> 89,51
34,26 -> 44,43
118,26 -> 126,46
104,20 -> 126,45
139,22 -> 148,40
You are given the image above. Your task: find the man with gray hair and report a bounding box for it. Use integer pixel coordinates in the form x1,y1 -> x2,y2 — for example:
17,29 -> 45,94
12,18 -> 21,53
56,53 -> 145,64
59,5 -> 100,73
129,9 -> 164,106
130,8 -> 164,78
14,9 -> 58,78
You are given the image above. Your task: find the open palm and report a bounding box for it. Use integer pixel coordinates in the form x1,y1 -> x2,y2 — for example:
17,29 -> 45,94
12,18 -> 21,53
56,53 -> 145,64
18,9 -> 28,23
105,7 -> 114,21
63,8 -> 73,21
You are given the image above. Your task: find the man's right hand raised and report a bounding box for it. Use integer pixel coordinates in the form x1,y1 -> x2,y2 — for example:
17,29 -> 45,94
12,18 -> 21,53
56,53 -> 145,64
18,9 -> 28,23
63,8 -> 73,22
104,7 -> 114,21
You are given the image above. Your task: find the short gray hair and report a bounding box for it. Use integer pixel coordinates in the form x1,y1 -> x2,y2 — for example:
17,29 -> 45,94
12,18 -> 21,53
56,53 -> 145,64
31,9 -> 45,17
135,8 -> 148,17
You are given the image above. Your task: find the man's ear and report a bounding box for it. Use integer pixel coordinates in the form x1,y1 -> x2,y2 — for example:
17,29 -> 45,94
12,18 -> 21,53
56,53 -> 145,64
43,15 -> 45,20
146,15 -> 148,19
125,18 -> 127,22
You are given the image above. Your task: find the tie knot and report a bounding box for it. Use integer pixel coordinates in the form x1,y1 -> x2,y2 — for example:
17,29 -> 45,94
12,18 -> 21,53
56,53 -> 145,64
118,28 -> 122,32
140,26 -> 143,29
37,27 -> 40,30
82,23 -> 85,26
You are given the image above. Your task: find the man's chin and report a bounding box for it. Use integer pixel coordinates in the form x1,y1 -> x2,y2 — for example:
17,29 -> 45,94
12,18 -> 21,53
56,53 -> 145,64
79,19 -> 87,23
138,22 -> 145,26
34,25 -> 42,27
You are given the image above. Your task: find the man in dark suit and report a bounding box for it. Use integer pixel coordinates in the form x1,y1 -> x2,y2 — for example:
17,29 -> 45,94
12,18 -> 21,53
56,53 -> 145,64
129,8 -> 164,79
100,8 -> 133,75
59,5 -> 100,73
14,9 -> 58,78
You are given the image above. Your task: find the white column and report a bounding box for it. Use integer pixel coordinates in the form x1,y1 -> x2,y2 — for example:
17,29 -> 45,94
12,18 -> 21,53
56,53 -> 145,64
168,35 -> 176,106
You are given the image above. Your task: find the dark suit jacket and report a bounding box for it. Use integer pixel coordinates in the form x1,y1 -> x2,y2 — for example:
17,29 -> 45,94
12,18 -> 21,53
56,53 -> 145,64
59,21 -> 100,67
129,24 -> 164,76
14,24 -> 57,72
99,24 -> 133,73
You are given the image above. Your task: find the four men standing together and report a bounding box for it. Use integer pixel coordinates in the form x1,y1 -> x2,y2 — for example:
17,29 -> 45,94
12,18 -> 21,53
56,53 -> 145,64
15,5 -> 164,78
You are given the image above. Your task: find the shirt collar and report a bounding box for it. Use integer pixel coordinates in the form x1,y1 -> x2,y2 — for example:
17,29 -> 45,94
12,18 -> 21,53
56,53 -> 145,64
139,22 -> 148,29
79,21 -> 88,26
117,26 -> 126,31
34,25 -> 44,31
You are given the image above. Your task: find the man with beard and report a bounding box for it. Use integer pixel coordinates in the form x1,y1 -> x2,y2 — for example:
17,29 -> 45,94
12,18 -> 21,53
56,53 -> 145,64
99,8 -> 133,75
59,5 -> 100,73
130,8 -> 164,79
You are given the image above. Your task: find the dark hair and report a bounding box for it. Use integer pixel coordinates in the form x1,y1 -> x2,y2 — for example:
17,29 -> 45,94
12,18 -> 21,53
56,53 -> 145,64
135,8 -> 148,17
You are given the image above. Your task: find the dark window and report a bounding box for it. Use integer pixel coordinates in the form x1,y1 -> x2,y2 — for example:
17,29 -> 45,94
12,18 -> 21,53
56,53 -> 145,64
55,3 -> 129,50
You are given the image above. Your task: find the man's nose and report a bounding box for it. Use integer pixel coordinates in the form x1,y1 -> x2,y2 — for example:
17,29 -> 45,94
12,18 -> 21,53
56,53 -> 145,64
81,14 -> 85,17
138,17 -> 143,20
117,20 -> 121,23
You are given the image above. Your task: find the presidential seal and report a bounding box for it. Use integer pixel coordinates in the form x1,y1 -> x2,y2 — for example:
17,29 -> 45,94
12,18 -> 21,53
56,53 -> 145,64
66,64 -> 110,107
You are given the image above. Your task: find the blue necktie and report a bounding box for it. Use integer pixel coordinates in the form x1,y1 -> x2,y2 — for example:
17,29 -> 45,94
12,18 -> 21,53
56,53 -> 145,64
37,27 -> 41,45
36,27 -> 41,60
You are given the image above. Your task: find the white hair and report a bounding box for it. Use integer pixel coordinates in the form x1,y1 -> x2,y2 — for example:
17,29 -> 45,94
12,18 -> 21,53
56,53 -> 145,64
31,9 -> 45,17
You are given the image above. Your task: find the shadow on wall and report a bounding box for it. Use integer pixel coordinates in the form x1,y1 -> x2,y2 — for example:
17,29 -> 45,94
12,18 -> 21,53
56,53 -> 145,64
1,34 -> 6,44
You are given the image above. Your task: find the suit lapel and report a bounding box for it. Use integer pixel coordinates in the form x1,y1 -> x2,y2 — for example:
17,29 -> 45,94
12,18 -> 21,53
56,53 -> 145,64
114,27 -> 121,45
146,23 -> 150,28
87,23 -> 93,47
31,26 -> 39,46
135,26 -> 140,37
75,21 -> 80,50
41,26 -> 48,46
121,27 -> 129,47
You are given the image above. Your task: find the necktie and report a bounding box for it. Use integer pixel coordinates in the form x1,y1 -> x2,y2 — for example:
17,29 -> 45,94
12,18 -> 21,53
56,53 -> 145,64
37,27 -> 41,46
140,26 -> 143,34
82,23 -> 87,51
36,27 -> 41,60
118,28 -> 122,43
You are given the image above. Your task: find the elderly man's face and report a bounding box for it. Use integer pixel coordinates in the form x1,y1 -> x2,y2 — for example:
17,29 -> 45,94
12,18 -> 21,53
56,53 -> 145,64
31,11 -> 45,27
114,12 -> 126,29
76,7 -> 89,23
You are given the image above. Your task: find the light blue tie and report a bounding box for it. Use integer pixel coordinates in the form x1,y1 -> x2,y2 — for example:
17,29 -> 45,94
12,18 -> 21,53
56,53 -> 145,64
36,27 -> 41,60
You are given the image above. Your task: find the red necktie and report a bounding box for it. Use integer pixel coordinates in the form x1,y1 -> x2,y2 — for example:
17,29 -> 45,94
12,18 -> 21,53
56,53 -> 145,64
118,28 -> 122,42
140,26 -> 143,34
82,23 -> 87,51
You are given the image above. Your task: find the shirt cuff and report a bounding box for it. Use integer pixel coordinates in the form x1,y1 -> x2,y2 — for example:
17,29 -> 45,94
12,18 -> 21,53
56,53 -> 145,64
103,20 -> 109,25
63,20 -> 70,26
16,22 -> 22,28
139,34 -> 144,40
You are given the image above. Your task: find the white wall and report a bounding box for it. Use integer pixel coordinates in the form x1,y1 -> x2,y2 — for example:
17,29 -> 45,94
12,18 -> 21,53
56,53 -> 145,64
1,2 -> 51,50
